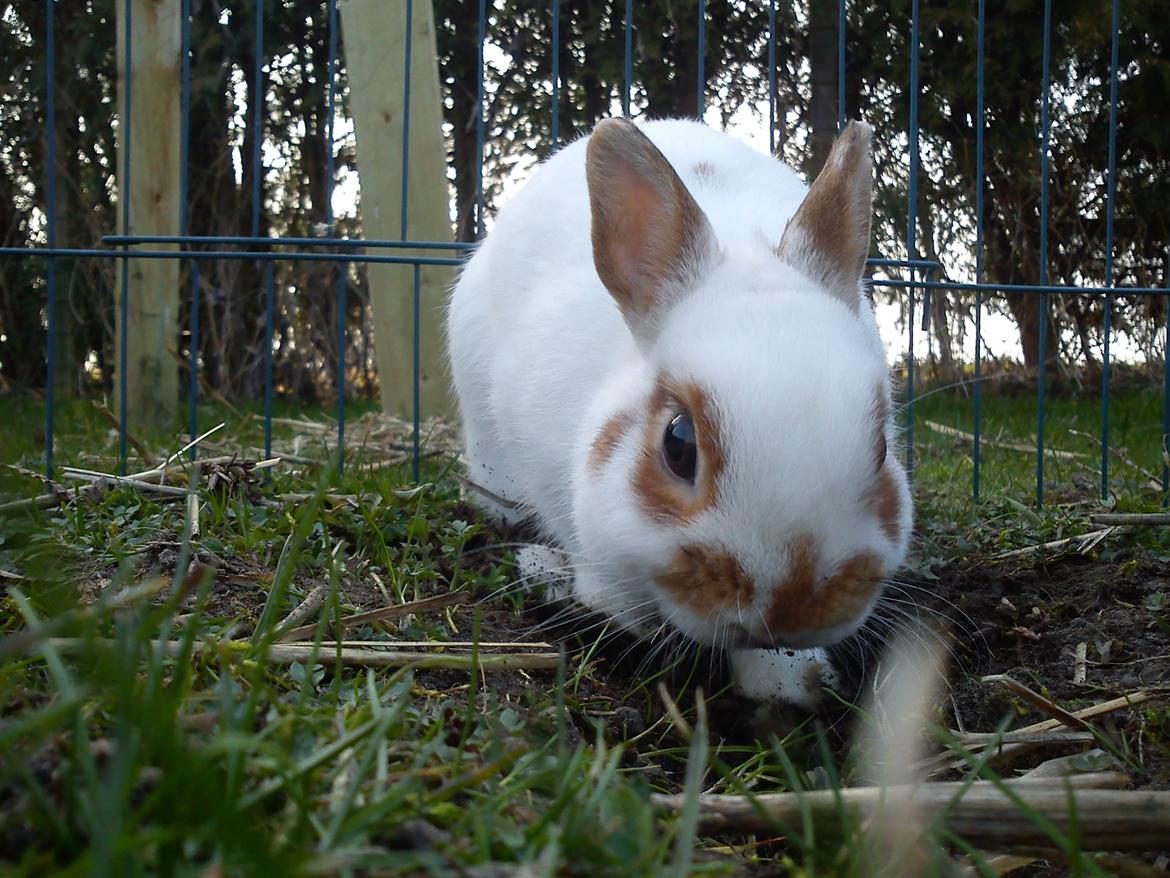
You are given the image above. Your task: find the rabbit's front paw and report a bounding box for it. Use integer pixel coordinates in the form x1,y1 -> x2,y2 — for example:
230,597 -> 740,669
730,647 -> 841,710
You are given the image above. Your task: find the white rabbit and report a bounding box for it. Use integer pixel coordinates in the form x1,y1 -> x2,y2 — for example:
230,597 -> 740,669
446,117 -> 912,706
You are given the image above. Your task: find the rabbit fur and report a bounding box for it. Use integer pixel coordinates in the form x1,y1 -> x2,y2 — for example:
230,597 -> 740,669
446,117 -> 912,707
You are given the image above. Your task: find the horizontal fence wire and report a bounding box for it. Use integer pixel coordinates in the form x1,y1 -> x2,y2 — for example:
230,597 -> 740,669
4,1 -> 1163,504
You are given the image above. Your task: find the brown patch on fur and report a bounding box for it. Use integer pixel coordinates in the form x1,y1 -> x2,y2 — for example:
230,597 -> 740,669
774,121 -> 873,309
870,466 -> 903,542
589,411 -> 635,472
692,161 -> 718,182
766,537 -> 883,635
632,378 -> 726,523
587,119 -> 713,327
657,544 -> 755,615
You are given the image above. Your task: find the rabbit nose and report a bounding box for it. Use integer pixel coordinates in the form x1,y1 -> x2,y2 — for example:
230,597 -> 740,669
763,540 -> 884,647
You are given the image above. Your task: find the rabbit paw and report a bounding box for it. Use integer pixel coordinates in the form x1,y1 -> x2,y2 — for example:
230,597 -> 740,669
730,647 -> 841,711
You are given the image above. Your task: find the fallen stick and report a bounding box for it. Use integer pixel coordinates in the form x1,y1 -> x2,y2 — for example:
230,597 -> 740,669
923,420 -> 1088,460
1014,690 -> 1159,736
90,400 -> 152,461
121,455 -> 239,484
1073,642 -> 1088,686
60,471 -> 189,498
38,638 -> 561,671
949,730 -> 1095,747
0,578 -> 170,658
277,590 -> 468,642
0,493 -> 65,515
993,527 -> 1116,560
308,640 -> 554,650
274,583 -> 331,634
1089,512 -> 1170,526
975,750 -> 1114,874
651,778 -> 1170,852
155,423 -> 227,471
932,690 -> 1160,775
982,675 -> 1091,732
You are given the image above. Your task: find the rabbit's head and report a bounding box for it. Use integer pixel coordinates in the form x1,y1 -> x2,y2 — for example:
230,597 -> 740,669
573,118 -> 911,650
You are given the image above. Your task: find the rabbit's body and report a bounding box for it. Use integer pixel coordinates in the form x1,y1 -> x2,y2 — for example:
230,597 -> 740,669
448,118 -> 911,697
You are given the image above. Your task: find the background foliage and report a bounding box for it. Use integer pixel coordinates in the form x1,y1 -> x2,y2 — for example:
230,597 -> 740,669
1,0 -> 1168,399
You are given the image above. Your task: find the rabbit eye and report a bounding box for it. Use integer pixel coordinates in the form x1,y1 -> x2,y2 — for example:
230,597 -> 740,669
875,431 -> 888,470
663,412 -> 698,482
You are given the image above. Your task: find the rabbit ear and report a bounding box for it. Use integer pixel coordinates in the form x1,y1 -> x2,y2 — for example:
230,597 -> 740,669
775,121 -> 873,311
587,118 -> 716,342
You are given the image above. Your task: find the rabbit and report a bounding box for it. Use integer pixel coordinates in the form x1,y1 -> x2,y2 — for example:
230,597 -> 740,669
446,116 -> 912,706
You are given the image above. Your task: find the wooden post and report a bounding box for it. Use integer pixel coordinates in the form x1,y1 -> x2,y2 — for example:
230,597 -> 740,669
341,0 -> 454,418
115,0 -> 181,429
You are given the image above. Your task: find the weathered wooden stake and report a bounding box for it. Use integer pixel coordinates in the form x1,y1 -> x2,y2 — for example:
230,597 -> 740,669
115,0 -> 181,428
341,0 -> 454,418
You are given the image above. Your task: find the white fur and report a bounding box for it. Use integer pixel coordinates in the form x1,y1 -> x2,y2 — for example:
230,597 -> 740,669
730,647 -> 840,709
447,119 -> 912,698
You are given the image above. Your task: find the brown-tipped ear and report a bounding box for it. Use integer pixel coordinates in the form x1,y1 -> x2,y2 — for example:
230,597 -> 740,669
587,118 -> 716,342
775,121 -> 873,310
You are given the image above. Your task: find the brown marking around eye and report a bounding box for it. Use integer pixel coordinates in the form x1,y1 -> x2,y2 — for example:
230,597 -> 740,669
657,544 -> 755,615
632,378 -> 726,523
589,411 -> 635,472
765,537 -> 883,636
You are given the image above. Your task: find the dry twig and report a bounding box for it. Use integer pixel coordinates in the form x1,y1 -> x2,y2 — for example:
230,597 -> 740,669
277,590 -> 469,642
651,776 -> 1170,852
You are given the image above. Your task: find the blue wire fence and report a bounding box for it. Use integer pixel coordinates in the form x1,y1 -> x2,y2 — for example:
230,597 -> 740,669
4,0 -> 1168,504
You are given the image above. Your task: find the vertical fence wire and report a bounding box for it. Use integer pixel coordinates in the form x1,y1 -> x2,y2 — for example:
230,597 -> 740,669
551,0 -> 560,147
336,269 -> 347,474
1036,0 -> 1053,506
118,0 -> 132,474
624,0 -> 633,115
189,260 -> 201,449
767,0 -> 776,154
400,0 -> 413,240
1101,0 -> 1120,499
1164,253 -> 1170,502
904,0 -> 921,476
44,0 -> 58,482
251,0 -> 265,239
254,0 -> 270,464
400,0 -> 416,478
263,261 -> 274,460
837,0 -> 846,131
412,266 -> 422,483
327,0 -> 338,233
696,0 -> 705,118
176,0 -> 197,461
972,0 -> 986,500
330,0 -> 346,474
475,0 -> 486,237
181,0 -> 198,455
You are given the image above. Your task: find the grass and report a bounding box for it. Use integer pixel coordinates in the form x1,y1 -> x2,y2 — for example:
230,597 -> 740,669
1,385 -> 1167,876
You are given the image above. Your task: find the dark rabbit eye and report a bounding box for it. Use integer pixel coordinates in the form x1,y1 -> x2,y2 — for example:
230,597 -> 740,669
663,412 -> 698,482
875,432 -> 888,470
